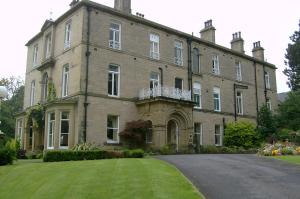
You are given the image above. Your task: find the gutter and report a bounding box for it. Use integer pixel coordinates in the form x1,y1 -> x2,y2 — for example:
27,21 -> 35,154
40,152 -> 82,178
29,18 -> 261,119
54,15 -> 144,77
83,6 -> 91,143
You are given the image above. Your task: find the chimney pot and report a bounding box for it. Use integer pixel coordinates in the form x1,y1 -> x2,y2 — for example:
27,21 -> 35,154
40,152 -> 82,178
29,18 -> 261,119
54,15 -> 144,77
252,41 -> 265,61
231,31 -> 244,53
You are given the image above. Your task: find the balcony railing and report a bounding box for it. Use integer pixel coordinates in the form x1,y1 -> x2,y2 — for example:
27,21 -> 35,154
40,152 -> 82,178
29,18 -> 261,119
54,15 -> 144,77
139,85 -> 191,101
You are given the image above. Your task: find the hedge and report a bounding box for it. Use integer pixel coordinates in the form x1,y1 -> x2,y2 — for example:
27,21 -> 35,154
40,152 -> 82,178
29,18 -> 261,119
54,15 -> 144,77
43,149 -> 144,162
0,148 -> 14,166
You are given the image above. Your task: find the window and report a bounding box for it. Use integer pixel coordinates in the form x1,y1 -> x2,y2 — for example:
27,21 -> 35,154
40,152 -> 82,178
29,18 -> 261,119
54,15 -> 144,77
212,55 -> 220,75
62,65 -> 69,97
266,98 -> 272,111
194,123 -> 203,147
175,78 -> 183,90
236,61 -> 242,81
30,80 -> 35,106
29,124 -> 33,146
145,123 -> 153,144
109,23 -> 121,50
33,44 -> 38,67
192,48 -> 200,74
107,115 -> 119,143
150,72 -> 159,89
193,82 -> 201,109
150,33 -> 160,60
174,41 -> 183,66
41,73 -> 48,102
64,20 -> 72,49
215,125 -> 222,146
236,91 -> 243,115
60,112 -> 70,148
265,72 -> 270,89
213,87 -> 221,112
47,112 -> 55,149
17,119 -> 23,139
45,33 -> 52,58
108,65 -> 120,97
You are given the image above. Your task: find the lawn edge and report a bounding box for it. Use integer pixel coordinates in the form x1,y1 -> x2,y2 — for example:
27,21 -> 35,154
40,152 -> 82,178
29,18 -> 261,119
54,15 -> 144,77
153,158 -> 206,199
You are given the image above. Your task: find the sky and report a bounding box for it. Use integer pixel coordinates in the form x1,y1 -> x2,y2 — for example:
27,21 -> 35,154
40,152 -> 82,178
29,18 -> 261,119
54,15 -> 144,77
0,0 -> 299,93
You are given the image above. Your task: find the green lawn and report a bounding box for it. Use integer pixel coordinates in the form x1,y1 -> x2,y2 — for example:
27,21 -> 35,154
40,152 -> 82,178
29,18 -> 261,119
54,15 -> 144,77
0,158 -> 204,199
273,156 -> 300,165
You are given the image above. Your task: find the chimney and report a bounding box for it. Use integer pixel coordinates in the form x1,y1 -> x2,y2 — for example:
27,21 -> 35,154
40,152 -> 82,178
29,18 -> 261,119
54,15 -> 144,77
252,41 -> 265,61
69,0 -> 79,8
114,0 -> 131,14
200,20 -> 216,43
231,32 -> 245,53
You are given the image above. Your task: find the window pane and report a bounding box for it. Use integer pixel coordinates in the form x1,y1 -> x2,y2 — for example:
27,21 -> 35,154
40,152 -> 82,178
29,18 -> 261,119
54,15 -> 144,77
175,78 -> 182,90
113,73 -> 119,96
111,23 -> 119,30
61,112 -> 69,120
109,65 -> 119,72
60,134 -> 68,147
61,121 -> 69,134
108,73 -> 113,95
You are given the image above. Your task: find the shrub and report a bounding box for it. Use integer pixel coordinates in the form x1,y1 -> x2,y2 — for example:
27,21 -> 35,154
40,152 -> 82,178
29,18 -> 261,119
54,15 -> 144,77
72,143 -> 99,151
119,120 -> 152,149
258,142 -> 299,156
0,148 -> 14,166
124,149 -> 144,158
43,149 -> 144,162
224,121 -> 260,149
17,149 -> 27,159
26,151 -> 43,159
198,145 -> 257,154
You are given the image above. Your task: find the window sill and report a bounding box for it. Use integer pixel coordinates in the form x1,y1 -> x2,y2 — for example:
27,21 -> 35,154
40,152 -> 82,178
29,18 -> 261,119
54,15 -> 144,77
106,141 -> 119,145
108,95 -> 120,98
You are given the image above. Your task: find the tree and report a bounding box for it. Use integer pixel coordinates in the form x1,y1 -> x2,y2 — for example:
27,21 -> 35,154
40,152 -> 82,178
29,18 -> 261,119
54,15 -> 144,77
257,105 -> 277,142
284,20 -> 300,91
277,91 -> 300,131
0,77 -> 24,138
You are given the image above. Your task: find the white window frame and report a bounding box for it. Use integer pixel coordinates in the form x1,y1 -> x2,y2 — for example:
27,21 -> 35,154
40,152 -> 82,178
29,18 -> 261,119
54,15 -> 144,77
108,65 -> 120,97
47,112 -> 55,150
16,119 -> 23,146
213,87 -> 221,112
194,123 -> 203,146
174,41 -> 183,66
59,112 -> 70,149
236,61 -> 242,81
265,72 -> 270,89
30,80 -> 35,106
150,72 -> 160,89
215,124 -> 223,146
33,44 -> 38,67
236,91 -> 243,115
107,115 -> 119,144
45,33 -> 52,59
62,65 -> 69,97
212,55 -> 220,75
266,98 -> 272,111
64,20 -> 72,50
193,82 -> 202,109
109,23 -> 121,50
150,33 -> 160,60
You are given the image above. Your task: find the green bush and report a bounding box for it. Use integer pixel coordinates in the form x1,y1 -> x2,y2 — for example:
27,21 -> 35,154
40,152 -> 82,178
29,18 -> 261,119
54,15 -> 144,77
198,145 -> 257,154
0,148 -> 14,166
224,121 -> 260,149
43,149 -> 144,162
124,149 -> 144,158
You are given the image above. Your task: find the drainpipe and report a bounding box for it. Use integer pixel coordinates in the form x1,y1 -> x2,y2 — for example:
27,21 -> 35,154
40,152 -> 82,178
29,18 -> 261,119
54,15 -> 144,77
83,6 -> 91,143
263,65 -> 267,103
187,38 -> 192,92
254,62 -> 259,125
233,84 -> 237,121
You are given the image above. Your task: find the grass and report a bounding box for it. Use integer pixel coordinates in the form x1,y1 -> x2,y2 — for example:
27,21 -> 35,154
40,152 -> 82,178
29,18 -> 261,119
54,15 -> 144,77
273,156 -> 300,165
0,158 -> 204,199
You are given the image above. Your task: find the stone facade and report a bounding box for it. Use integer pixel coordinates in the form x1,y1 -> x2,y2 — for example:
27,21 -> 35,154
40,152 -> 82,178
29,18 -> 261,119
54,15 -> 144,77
15,0 -> 277,152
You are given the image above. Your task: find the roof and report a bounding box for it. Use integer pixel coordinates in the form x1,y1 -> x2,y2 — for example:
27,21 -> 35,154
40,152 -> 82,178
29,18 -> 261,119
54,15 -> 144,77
25,0 -> 276,69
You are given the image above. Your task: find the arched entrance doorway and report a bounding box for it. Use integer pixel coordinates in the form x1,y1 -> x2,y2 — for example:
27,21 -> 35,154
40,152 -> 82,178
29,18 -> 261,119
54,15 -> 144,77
167,120 -> 179,152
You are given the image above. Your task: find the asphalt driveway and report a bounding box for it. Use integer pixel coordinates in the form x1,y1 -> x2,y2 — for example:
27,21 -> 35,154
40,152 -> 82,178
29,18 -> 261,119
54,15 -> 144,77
157,154 -> 300,199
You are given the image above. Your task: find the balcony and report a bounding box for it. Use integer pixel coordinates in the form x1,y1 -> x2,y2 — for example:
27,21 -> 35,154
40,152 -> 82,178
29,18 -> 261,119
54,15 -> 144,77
138,86 -> 192,101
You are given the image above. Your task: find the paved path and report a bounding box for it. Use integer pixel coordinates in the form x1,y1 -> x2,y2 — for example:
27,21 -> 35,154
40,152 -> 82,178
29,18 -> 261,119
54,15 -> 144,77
157,154 -> 300,199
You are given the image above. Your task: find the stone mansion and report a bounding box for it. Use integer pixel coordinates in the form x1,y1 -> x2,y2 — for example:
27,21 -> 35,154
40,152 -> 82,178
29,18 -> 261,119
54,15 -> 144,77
15,0 -> 277,152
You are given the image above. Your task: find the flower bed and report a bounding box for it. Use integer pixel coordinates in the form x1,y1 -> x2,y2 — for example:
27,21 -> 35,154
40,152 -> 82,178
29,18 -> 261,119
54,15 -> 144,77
258,142 -> 300,156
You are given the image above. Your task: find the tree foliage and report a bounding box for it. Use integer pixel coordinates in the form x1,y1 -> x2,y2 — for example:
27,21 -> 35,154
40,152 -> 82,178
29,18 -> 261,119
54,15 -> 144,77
277,91 -> 300,131
284,20 -> 300,91
0,77 -> 24,138
224,121 -> 260,149
257,105 -> 277,142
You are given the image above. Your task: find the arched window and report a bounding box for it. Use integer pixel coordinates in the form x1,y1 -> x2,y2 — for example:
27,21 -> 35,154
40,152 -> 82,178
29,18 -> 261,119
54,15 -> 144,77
41,73 -> 48,102
192,48 -> 200,74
